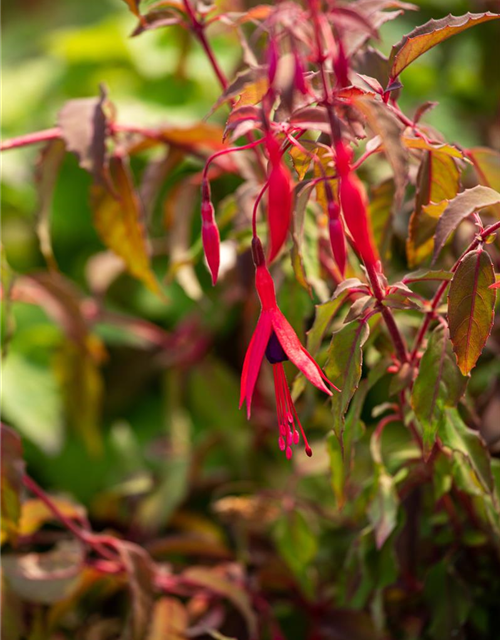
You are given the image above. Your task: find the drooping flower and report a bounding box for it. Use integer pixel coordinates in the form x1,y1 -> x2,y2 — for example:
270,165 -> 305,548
266,134 -> 293,263
240,237 -> 339,459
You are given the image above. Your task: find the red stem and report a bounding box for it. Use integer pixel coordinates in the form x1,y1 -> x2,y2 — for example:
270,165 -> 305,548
1,128 -> 60,151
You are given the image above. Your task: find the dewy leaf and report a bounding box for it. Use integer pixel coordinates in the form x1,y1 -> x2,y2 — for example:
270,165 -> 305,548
407,150 -> 460,267
1,424 -> 25,545
433,186 -> 500,262
447,249 -> 496,376
183,567 -> 257,638
389,12 -> 500,78
91,156 -> 162,295
35,139 -> 66,271
117,541 -> 155,640
411,325 -> 467,455
57,86 -> 110,180
325,319 -> 370,445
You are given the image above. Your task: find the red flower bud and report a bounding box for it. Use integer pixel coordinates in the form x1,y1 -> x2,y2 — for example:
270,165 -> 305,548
293,51 -> 308,95
327,202 -> 346,276
267,38 -> 279,85
201,181 -> 220,285
266,135 -> 293,263
339,174 -> 379,268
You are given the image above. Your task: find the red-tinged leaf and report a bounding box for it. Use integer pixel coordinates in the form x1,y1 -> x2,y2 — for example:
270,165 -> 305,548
35,139 -> 66,271
127,123 -> 226,156
328,216 -> 347,277
91,156 -> 162,296
402,133 -> 464,159
447,249 -> 496,376
1,424 -> 25,545
433,186 -> 500,262
468,147 -> 500,192
57,86 -> 110,180
207,67 -> 266,116
2,540 -> 85,604
325,319 -> 370,443
182,567 -> 257,639
131,9 -> 182,36
146,597 -> 188,640
116,541 -> 155,640
389,12 -> 500,78
408,151 -> 460,267
11,273 -> 91,350
121,0 -> 142,17
352,96 -> 408,210
219,4 -> 273,26
411,325 -> 468,456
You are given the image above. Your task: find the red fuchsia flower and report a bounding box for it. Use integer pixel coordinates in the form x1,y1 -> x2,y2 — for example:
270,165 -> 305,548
201,178 -> 220,285
335,141 -> 379,268
266,134 -> 294,263
240,238 -> 339,459
327,200 -> 347,277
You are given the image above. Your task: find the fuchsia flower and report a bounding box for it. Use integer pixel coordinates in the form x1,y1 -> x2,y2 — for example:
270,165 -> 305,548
240,238 -> 339,459
201,179 -> 220,286
266,134 -> 293,263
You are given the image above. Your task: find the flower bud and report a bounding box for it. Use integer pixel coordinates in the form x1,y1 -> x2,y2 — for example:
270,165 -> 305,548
339,174 -> 379,268
266,134 -> 293,262
201,180 -> 220,285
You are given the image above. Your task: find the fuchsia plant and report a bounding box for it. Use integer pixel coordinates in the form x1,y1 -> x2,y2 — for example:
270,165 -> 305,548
3,0 -> 500,638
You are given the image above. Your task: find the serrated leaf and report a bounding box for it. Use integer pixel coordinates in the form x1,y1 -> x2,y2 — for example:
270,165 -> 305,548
411,325 -> 467,455
91,156 -> 162,295
325,319 -> 370,445
407,150 -> 460,267
433,186 -> 500,262
447,249 -> 496,375
57,86 -> 109,180
117,541 -> 155,640
1,425 -> 25,545
389,12 -> 500,78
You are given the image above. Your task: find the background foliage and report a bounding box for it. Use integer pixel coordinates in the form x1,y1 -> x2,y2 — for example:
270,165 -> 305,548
2,1 -> 500,639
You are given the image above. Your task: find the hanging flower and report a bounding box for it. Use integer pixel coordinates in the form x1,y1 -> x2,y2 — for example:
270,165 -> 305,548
240,238 -> 339,459
201,178 -> 220,286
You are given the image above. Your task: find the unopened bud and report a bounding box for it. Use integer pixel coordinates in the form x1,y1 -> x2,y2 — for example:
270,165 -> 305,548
202,218 -> 220,286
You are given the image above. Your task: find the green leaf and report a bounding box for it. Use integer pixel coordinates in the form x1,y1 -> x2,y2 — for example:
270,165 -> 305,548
368,178 -> 394,265
407,150 -> 460,267
439,408 -> 493,495
424,560 -> 471,640
368,466 -> 399,550
91,156 -> 162,295
1,425 -> 25,545
433,186 -> 500,262
2,352 -> 64,454
325,319 -> 370,445
274,510 -> 317,595
403,269 -> 452,284
447,249 -> 496,375
389,12 -> 500,78
411,325 -> 468,455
